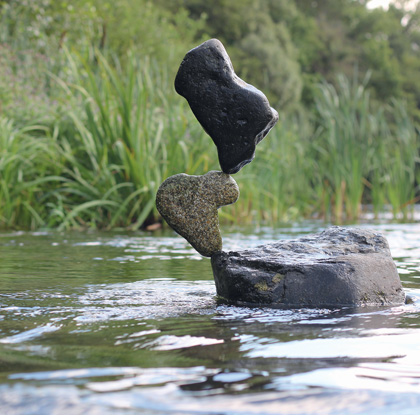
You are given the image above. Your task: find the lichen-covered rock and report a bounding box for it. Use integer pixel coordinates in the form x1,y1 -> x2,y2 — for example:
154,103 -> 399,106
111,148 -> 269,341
211,227 -> 405,307
175,39 -> 278,174
156,171 -> 239,257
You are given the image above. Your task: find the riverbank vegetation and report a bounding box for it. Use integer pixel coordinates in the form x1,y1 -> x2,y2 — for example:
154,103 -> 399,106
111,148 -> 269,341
1,0 -> 420,229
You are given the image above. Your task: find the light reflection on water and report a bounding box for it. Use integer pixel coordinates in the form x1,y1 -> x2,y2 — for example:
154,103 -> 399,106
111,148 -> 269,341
0,222 -> 420,414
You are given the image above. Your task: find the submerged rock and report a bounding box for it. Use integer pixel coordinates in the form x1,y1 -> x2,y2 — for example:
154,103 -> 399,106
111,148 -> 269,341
211,227 -> 405,307
175,38 -> 278,174
156,171 -> 239,257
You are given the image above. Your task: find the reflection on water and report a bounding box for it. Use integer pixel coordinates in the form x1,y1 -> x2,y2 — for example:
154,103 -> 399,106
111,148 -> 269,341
1,222 -> 420,414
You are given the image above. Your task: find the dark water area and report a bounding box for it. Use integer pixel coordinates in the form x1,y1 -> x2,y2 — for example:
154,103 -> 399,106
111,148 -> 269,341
1,222 -> 420,415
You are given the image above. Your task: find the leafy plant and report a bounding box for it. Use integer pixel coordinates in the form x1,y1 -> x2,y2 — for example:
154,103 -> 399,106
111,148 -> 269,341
0,117 -> 64,229
49,49 -> 216,229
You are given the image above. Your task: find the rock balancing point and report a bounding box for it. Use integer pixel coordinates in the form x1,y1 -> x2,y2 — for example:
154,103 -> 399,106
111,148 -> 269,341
156,171 -> 239,257
175,38 -> 279,174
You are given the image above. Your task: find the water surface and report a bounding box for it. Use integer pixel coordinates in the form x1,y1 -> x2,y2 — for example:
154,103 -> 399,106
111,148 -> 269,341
1,222 -> 420,414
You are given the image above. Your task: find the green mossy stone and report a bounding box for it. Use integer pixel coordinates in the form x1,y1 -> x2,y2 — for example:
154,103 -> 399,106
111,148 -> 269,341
156,171 -> 239,257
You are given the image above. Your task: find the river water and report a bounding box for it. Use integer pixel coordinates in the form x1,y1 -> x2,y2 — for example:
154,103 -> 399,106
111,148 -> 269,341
0,222 -> 420,415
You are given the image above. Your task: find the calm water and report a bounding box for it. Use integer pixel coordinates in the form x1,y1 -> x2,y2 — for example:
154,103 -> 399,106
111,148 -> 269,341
1,222 -> 420,415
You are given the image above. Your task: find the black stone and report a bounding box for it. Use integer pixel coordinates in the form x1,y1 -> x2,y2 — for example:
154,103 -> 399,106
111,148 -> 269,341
175,39 -> 279,174
211,226 -> 405,307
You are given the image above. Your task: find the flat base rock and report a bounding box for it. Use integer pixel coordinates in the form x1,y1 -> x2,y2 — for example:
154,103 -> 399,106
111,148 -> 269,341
211,227 -> 405,307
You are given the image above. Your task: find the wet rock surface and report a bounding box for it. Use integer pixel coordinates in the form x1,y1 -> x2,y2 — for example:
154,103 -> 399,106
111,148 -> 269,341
175,38 -> 278,174
156,171 -> 239,257
211,226 -> 405,307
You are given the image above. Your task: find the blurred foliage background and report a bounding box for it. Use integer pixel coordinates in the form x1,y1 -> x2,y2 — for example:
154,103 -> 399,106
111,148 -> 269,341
1,0 -> 420,229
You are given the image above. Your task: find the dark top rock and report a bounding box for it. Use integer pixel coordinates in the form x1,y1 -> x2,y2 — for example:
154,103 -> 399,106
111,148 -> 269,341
175,39 -> 279,174
211,226 -> 405,307
156,171 -> 239,257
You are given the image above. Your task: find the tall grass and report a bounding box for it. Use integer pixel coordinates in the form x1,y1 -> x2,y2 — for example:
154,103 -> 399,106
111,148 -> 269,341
223,114 -> 315,224
0,118 -> 64,228
313,73 -> 377,221
382,100 -> 419,219
0,45 -> 419,230
48,49 -> 217,230
313,74 -> 420,222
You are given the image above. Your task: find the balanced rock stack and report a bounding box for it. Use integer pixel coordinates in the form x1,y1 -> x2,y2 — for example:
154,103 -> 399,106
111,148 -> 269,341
156,38 -> 278,257
156,39 -> 405,308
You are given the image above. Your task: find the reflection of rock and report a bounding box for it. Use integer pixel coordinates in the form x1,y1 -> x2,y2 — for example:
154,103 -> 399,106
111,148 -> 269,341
211,226 -> 405,307
156,171 -> 239,257
175,39 -> 278,174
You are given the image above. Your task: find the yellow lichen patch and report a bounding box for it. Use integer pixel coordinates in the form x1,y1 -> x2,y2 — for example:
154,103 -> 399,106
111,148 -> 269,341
255,281 -> 269,291
272,273 -> 284,284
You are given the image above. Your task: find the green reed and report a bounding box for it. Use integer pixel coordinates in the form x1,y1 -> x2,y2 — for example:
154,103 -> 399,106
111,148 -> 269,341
1,44 -> 419,230
310,73 -> 420,222
0,118 -> 65,229
313,73 -> 378,221
49,49 -> 217,230
223,114 -> 315,224
381,100 -> 419,220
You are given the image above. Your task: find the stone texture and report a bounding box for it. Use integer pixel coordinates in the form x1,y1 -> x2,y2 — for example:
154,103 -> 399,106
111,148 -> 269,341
156,171 -> 239,257
175,38 -> 279,174
211,226 -> 405,307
